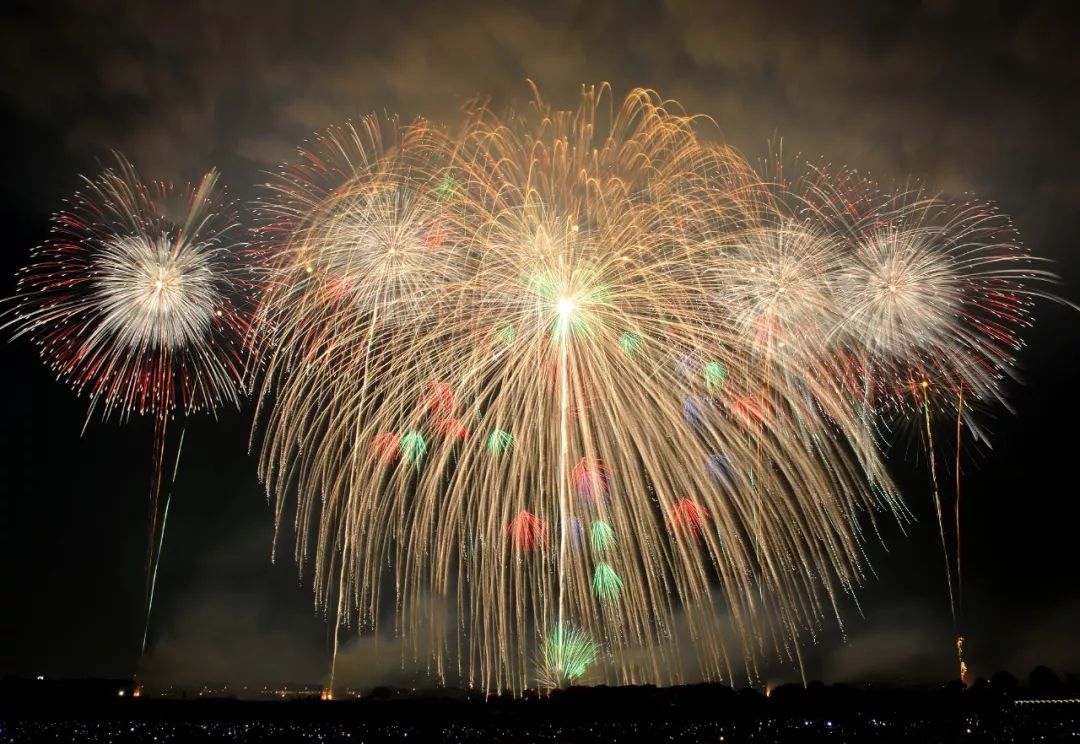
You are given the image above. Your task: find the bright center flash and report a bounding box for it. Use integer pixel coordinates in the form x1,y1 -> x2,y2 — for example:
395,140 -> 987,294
557,297 -> 576,318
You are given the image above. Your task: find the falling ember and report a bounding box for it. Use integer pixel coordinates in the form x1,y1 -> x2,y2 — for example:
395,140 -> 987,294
683,396 -> 706,429
434,416 -> 468,441
706,454 -> 733,483
422,380 -> 455,415
726,395 -> 764,428
572,458 -> 610,502
419,221 -> 449,251
567,516 -> 586,548
704,361 -> 729,392
589,520 -> 616,555
493,322 -> 516,346
369,432 -> 401,463
675,349 -> 702,382
669,499 -> 709,539
592,562 -> 624,602
619,331 -> 643,356
399,431 -> 428,468
507,511 -> 548,552
433,173 -> 461,200
486,428 -> 514,457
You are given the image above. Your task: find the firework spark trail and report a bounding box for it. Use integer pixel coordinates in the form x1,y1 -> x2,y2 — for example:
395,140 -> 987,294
956,383 -> 964,615
249,85 -> 1057,694
557,317 -> 571,632
954,384 -> 968,683
142,425 -> 186,654
922,385 -> 956,624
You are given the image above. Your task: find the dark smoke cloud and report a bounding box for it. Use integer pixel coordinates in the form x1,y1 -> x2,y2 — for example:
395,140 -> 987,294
139,590 -> 326,690
2,1 -> 1077,250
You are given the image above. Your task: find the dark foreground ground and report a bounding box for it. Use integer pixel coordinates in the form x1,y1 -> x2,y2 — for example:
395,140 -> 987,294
2,676 -> 1079,742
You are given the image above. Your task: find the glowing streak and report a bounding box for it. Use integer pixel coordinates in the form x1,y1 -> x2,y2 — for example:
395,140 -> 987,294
955,384 -> 964,614
923,386 -> 957,623
557,330 -> 570,630
956,386 -> 967,685
142,425 -> 185,655
507,511 -> 547,551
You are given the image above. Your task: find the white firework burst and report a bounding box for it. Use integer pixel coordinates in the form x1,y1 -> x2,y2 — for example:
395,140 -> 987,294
95,233 -> 223,350
7,154 -> 249,419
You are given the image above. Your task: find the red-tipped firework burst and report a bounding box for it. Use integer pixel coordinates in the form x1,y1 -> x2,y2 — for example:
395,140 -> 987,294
9,155 -> 248,421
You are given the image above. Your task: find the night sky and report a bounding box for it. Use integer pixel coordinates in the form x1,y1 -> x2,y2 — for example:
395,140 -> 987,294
2,0 -> 1079,691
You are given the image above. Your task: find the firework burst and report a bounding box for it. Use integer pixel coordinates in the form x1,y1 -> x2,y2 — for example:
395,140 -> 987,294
248,85 -> 1055,694
8,154 -> 248,421
539,623 -> 599,688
